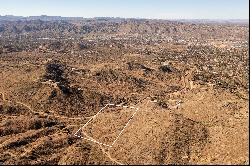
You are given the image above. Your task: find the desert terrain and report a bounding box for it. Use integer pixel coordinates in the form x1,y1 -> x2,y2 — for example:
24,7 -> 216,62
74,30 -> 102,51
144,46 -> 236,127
0,16 -> 249,165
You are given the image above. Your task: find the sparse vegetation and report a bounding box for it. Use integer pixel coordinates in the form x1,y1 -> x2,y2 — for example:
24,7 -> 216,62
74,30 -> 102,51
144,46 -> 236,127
0,17 -> 248,165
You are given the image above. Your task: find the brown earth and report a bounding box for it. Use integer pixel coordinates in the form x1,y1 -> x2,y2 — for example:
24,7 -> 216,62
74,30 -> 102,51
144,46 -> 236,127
0,49 -> 248,165
0,19 -> 249,165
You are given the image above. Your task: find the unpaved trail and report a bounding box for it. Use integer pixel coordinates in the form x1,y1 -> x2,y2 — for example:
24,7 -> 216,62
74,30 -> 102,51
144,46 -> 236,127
82,130 -> 124,165
0,22 -> 248,164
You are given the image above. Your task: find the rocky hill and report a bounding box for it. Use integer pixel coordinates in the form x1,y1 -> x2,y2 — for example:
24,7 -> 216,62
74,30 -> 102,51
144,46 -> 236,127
0,17 -> 248,165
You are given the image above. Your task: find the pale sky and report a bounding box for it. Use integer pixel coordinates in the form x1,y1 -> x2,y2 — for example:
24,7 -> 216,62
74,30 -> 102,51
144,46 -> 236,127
0,0 -> 249,19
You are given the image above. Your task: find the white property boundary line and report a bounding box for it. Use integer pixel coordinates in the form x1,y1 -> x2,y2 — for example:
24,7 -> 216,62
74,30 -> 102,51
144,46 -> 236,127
74,103 -> 139,148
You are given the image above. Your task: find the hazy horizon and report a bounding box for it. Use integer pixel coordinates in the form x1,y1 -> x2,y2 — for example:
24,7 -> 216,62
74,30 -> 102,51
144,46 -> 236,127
0,14 -> 249,21
0,0 -> 249,20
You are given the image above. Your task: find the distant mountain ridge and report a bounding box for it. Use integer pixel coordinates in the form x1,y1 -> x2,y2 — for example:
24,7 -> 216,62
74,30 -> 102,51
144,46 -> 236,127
0,15 -> 248,24
0,17 -> 248,43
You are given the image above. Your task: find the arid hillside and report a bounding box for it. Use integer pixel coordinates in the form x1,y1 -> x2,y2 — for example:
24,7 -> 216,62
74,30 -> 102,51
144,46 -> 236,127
0,18 -> 249,165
